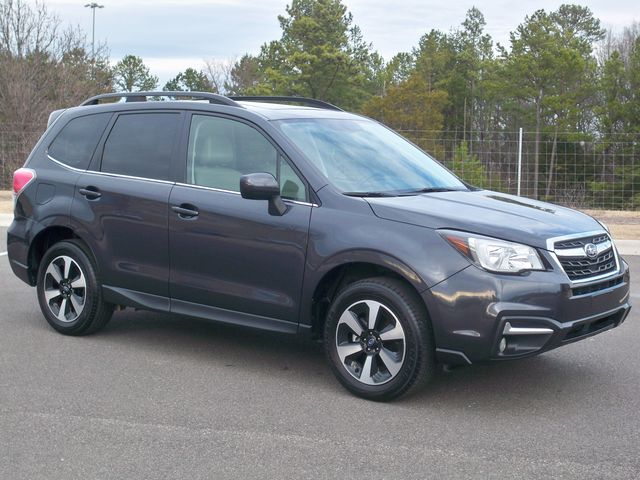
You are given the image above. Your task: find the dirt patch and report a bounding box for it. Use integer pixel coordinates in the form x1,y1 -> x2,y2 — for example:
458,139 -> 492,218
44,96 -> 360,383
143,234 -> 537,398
582,209 -> 640,226
581,209 -> 640,240
0,191 -> 12,214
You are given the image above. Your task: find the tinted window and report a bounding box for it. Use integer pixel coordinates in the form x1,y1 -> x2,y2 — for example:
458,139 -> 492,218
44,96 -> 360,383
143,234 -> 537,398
101,113 -> 180,181
48,113 -> 111,169
188,115 -> 305,200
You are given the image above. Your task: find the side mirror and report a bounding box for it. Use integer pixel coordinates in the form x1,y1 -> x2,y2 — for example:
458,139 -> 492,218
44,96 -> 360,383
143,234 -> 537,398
240,172 -> 288,216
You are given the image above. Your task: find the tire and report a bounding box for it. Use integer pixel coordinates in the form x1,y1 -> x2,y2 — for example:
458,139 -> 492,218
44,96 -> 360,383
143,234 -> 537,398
36,240 -> 113,336
324,276 -> 434,401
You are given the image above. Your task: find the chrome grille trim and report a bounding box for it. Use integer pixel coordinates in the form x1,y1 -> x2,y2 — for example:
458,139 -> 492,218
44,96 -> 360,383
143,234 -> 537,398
546,230 -> 621,285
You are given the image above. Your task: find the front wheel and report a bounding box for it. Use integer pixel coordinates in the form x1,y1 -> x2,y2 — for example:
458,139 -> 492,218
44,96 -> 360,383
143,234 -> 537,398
324,277 -> 434,401
36,240 -> 113,336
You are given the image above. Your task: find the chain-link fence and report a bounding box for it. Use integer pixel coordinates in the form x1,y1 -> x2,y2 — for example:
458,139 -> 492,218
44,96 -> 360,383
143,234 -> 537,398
1,126 -> 639,210
399,130 -> 639,211
0,124 -> 44,190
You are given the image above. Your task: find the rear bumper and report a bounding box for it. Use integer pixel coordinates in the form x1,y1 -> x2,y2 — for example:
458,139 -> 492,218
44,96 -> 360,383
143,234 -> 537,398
424,258 -> 631,365
7,215 -> 35,286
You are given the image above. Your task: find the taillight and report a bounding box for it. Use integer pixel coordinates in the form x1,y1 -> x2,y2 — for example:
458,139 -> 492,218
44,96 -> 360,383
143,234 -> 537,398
13,168 -> 36,197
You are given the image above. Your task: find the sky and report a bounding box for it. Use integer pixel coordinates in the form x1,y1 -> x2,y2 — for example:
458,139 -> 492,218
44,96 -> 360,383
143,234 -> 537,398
43,0 -> 639,85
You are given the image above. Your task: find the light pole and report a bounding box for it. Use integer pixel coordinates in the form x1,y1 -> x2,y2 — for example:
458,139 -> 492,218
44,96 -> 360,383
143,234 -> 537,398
84,3 -> 104,59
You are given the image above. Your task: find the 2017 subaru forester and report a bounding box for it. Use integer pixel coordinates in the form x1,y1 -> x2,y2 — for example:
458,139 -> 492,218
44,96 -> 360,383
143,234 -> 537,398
7,92 -> 631,400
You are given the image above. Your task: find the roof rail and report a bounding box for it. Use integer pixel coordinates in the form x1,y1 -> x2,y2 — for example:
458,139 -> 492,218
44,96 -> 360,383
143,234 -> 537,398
80,91 -> 242,107
229,96 -> 343,111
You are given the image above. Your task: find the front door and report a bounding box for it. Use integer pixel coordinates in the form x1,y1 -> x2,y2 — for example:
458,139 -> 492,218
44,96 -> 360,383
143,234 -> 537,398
169,114 -> 312,327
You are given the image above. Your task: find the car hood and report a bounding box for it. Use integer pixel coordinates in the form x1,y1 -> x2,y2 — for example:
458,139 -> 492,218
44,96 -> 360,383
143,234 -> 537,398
365,190 -> 603,250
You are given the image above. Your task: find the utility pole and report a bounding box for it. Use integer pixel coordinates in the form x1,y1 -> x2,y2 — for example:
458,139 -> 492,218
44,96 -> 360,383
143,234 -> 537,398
85,3 -> 104,59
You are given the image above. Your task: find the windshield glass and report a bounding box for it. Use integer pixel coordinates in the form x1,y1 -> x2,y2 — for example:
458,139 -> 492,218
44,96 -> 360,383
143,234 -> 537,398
274,118 -> 467,195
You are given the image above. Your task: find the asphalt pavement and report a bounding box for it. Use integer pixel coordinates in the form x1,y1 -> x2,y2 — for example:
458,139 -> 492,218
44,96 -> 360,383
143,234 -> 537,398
0,227 -> 638,479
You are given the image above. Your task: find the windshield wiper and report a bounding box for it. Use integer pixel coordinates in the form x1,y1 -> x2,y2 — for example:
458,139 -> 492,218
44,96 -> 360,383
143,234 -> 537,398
342,191 -> 398,197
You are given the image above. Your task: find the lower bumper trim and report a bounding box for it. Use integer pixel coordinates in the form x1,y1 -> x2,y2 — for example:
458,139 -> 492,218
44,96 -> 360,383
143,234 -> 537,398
435,348 -> 472,366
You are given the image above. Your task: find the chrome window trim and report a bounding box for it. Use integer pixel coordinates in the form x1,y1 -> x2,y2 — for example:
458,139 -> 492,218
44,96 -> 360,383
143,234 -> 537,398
48,155 -> 85,172
546,230 -> 620,285
174,182 -> 318,207
48,154 -> 175,185
49,155 -> 317,205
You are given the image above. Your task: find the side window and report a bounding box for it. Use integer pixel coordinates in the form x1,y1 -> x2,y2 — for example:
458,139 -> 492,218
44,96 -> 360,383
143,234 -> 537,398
101,113 -> 180,181
280,156 -> 307,202
187,115 -> 276,192
187,115 -> 306,201
48,113 -> 111,169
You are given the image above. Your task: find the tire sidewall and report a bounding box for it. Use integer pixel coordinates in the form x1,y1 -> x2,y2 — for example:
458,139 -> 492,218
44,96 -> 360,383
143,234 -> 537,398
36,241 -> 100,334
324,280 -> 427,400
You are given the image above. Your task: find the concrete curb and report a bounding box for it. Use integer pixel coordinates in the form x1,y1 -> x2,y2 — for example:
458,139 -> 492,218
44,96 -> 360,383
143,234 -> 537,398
0,212 -> 639,255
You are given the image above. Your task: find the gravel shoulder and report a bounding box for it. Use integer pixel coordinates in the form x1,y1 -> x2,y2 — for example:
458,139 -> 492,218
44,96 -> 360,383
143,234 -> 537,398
0,191 -> 11,213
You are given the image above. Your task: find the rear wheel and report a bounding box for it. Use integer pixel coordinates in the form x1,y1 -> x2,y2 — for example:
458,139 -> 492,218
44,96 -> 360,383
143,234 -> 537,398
324,277 -> 434,401
36,240 -> 113,335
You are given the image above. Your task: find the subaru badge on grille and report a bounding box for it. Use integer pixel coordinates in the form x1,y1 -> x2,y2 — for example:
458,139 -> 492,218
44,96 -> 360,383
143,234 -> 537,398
584,243 -> 598,258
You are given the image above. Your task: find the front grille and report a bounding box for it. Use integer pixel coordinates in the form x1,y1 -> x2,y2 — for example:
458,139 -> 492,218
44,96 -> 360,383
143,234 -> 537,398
554,233 -> 617,281
554,234 -> 609,249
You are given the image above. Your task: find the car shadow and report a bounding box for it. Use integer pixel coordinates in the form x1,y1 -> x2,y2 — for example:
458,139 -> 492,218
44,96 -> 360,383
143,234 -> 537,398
97,309 -> 621,409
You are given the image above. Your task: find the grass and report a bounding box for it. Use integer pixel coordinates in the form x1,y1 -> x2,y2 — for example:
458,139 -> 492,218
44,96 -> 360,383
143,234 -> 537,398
0,191 -> 638,239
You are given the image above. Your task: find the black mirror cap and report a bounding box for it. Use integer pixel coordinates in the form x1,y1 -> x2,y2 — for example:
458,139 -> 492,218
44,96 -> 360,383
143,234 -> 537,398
240,172 -> 280,200
240,172 -> 288,216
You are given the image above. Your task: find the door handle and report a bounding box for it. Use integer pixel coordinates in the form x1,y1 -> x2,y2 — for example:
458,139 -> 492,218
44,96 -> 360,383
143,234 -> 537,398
172,204 -> 199,218
79,187 -> 102,200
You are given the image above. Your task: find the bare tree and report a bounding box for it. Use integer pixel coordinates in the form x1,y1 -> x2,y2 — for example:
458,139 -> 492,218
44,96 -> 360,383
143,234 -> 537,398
0,0 -> 112,188
203,57 -> 235,94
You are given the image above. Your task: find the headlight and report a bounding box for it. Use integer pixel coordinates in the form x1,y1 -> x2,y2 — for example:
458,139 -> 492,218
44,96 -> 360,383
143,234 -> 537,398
439,230 -> 544,273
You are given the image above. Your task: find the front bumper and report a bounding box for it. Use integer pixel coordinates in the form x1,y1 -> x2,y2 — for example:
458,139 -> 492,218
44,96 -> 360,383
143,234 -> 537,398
423,256 -> 631,365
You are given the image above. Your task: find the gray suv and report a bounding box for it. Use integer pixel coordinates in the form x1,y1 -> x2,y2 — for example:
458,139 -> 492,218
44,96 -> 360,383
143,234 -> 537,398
7,92 -> 631,400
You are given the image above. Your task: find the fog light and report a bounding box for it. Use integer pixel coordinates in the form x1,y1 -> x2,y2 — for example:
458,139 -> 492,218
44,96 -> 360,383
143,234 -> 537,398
499,337 -> 507,353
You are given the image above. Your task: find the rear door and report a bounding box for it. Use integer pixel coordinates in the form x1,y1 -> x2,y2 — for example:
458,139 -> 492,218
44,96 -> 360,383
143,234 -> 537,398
70,111 -> 184,300
168,113 -> 312,327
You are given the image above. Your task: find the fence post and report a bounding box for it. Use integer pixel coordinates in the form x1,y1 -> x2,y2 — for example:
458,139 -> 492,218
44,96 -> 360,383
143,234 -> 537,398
517,127 -> 523,196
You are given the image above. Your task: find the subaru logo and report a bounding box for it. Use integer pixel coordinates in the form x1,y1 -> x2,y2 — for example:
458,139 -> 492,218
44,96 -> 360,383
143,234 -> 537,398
584,243 -> 598,258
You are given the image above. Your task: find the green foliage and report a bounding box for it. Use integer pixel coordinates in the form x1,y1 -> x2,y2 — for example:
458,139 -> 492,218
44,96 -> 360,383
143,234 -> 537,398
113,55 -> 158,92
253,0 -> 381,109
225,54 -> 265,95
164,68 -> 212,92
449,142 -> 503,190
362,74 -> 447,156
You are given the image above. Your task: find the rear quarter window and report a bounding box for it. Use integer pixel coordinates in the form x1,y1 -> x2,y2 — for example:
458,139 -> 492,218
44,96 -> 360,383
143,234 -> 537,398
48,113 -> 111,169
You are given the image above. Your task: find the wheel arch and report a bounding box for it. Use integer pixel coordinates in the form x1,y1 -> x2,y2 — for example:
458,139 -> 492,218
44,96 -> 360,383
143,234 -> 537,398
27,225 -> 93,285
306,251 -> 429,338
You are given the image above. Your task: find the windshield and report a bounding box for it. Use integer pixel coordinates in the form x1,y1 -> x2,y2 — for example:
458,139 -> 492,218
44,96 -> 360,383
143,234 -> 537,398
274,118 -> 467,195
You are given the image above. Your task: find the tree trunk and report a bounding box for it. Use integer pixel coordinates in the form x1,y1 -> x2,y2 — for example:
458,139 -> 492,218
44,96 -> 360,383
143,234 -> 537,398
545,126 -> 558,198
533,90 -> 542,199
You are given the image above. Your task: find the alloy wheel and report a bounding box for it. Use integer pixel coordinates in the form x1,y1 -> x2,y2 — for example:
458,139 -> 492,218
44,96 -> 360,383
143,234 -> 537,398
335,300 -> 406,385
43,255 -> 87,323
